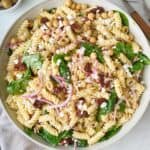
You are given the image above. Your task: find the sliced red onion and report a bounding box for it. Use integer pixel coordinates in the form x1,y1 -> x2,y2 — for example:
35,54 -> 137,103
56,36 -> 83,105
38,70 -> 44,85
51,75 -> 67,87
23,84 -> 73,109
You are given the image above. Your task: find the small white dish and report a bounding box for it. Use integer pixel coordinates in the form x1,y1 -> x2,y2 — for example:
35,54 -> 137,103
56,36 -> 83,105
144,0 -> 150,10
0,0 -> 22,13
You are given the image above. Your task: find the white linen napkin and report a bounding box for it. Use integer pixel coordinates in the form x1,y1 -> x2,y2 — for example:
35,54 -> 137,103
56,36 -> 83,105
0,106 -> 44,150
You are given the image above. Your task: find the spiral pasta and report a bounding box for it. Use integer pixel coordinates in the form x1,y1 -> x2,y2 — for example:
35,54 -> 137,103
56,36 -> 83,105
5,0 -> 148,148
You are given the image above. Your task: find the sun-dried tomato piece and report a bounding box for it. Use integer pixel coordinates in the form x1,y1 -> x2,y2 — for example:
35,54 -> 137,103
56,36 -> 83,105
75,98 -> 88,118
84,63 -> 92,75
14,57 -> 26,71
96,98 -> 107,106
53,86 -> 67,95
71,22 -> 81,33
60,138 -> 74,145
98,74 -> 105,87
40,17 -> 49,24
89,6 -> 105,14
76,110 -> 89,118
33,100 -> 46,109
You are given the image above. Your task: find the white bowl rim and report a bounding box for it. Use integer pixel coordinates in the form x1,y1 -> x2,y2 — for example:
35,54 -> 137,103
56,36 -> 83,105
0,0 -> 150,150
0,0 -> 22,13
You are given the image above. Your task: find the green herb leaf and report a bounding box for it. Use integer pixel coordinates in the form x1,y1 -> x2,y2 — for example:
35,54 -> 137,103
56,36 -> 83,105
96,90 -> 117,121
107,89 -> 117,113
100,125 -> 122,141
58,130 -> 73,141
114,42 -> 135,60
76,139 -> 88,147
59,60 -> 71,83
23,53 -> 43,73
129,52 -> 150,73
118,11 -> 129,26
119,101 -> 126,112
130,61 -> 144,72
24,127 -> 33,136
38,128 -> 59,146
7,48 -> 13,56
48,8 -> 56,14
53,53 -> 66,64
138,52 -> 150,65
53,53 -> 71,82
38,129 -> 73,146
82,42 -> 104,63
44,110 -> 49,114
96,104 -> 108,121
95,49 -> 105,63
7,69 -> 31,95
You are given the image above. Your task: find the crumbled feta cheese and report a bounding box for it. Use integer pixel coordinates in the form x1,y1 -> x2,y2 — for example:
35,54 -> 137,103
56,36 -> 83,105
16,73 -> 23,79
56,59 -> 62,66
100,102 -> 107,108
40,24 -> 48,32
14,59 -> 19,64
58,20 -> 64,28
77,103 -> 83,110
91,72 -> 99,80
101,88 -> 106,93
82,104 -> 87,110
49,37 -> 55,44
77,47 -> 85,56
85,77 -> 92,83
38,44 -> 44,50
67,14 -> 74,20
59,112 -> 64,117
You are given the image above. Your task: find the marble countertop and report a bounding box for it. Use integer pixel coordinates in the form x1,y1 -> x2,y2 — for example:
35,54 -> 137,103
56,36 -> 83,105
0,0 -> 150,150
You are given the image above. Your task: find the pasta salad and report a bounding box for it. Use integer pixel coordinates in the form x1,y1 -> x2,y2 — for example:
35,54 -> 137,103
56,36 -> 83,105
6,0 -> 150,148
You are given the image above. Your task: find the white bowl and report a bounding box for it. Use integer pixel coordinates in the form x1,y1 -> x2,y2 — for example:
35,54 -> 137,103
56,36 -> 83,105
0,0 -> 150,149
0,0 -> 22,13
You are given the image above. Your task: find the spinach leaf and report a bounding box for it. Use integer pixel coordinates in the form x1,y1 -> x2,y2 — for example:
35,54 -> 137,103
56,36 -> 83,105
130,61 -> 144,73
58,130 -> 73,141
118,11 -> 129,26
129,52 -> 150,73
96,104 -> 108,121
53,53 -> 71,82
24,127 -> 33,136
114,42 -> 135,60
82,42 -> 94,56
7,69 -> 31,95
76,139 -> 88,147
96,90 -> 117,121
96,50 -> 105,63
44,110 -> 49,114
82,42 -> 104,63
107,89 -> 117,113
38,128 -> 59,146
138,52 -> 150,65
59,60 -> 71,82
23,53 -> 43,73
53,53 -> 66,64
7,48 -> 13,56
38,128 -> 73,146
119,101 -> 126,113
48,8 -> 56,14
100,126 -> 122,142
